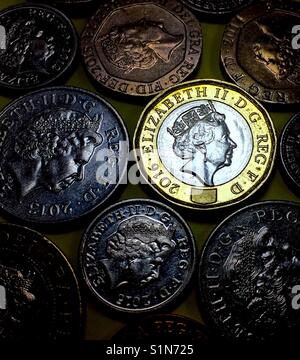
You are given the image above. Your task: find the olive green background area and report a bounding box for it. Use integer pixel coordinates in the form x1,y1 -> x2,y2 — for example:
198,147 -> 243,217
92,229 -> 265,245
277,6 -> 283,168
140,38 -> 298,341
0,0 -> 299,340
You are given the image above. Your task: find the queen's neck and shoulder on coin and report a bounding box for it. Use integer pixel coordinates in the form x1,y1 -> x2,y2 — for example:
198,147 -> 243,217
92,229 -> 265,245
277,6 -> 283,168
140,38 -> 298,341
168,101 -> 237,186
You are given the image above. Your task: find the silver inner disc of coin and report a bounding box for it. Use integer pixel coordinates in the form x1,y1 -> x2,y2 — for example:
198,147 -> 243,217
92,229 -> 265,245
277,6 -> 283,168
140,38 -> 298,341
157,100 -> 253,186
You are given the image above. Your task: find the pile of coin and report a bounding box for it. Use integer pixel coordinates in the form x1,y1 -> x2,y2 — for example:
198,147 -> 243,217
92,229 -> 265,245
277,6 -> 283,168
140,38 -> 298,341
0,0 -> 299,344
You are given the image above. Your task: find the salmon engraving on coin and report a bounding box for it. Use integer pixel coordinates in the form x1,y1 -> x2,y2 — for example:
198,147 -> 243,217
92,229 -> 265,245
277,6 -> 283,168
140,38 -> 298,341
221,2 -> 300,104
81,0 -> 202,96
80,199 -> 196,313
0,224 -> 81,340
134,79 -> 276,210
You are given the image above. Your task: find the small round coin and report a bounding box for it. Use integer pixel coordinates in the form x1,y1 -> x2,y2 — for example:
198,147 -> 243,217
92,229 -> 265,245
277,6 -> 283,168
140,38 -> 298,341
81,0 -> 202,97
0,4 -> 78,92
181,0 -> 255,16
221,2 -> 300,104
134,79 -> 276,210
80,199 -> 196,313
199,201 -> 300,342
0,224 -> 81,340
280,113 -> 300,194
0,86 -> 129,224
112,314 -> 209,342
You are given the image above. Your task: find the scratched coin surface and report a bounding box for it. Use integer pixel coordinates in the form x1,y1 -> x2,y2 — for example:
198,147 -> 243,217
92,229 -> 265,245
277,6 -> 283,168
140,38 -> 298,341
0,86 -> 128,223
0,4 -> 78,92
134,79 -> 276,210
280,113 -> 300,195
221,2 -> 300,104
80,199 -> 196,313
81,0 -> 202,97
0,224 -> 81,340
112,314 -> 209,342
181,0 -> 255,16
199,201 -> 300,342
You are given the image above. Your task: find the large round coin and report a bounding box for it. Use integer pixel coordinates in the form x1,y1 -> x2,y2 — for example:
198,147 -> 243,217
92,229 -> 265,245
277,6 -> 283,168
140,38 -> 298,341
0,224 -> 81,340
80,199 -> 196,313
0,87 -> 128,223
0,4 -> 78,92
134,79 -> 276,210
280,113 -> 300,195
181,0 -> 255,16
221,2 -> 300,104
199,201 -> 300,342
81,0 -> 202,97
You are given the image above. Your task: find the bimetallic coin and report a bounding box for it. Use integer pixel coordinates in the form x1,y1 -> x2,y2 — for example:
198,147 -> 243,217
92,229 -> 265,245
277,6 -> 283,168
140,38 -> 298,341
280,113 -> 300,194
0,87 -> 128,224
0,224 -> 81,340
199,201 -> 300,342
80,199 -> 196,313
134,79 -> 276,210
181,0 -> 255,16
0,4 -> 78,92
81,0 -> 202,97
221,2 -> 300,104
112,314 -> 209,342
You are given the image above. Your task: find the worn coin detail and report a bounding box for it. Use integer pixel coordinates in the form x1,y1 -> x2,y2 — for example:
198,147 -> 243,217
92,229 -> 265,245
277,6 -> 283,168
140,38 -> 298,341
181,0 -> 255,16
0,86 -> 128,223
221,2 -> 300,104
134,79 -> 276,210
0,4 -> 78,92
81,0 -> 202,97
0,224 -> 81,340
199,201 -> 300,342
80,199 -> 196,313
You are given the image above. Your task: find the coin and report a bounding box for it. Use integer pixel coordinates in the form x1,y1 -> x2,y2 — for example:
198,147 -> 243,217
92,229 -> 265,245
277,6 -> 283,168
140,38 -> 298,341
280,113 -> 300,194
134,79 -> 276,210
199,201 -> 300,342
80,199 -> 196,313
0,223 -> 81,340
81,0 -> 202,97
0,4 -> 78,92
112,314 -> 209,342
0,86 -> 129,224
221,1 -> 300,104
181,0 -> 255,16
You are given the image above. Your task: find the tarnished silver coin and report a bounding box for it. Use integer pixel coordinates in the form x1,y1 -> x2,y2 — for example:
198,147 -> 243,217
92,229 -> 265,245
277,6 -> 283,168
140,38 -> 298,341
181,0 -> 255,16
199,201 -> 300,342
0,224 -> 81,340
80,199 -> 196,313
0,86 -> 128,224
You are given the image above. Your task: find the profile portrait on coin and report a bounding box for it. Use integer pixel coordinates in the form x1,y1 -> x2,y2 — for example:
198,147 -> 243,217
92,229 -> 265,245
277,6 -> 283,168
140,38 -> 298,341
100,18 -> 183,74
100,215 -> 176,289
168,101 -> 237,186
5,109 -> 103,198
223,226 -> 300,334
253,22 -> 300,85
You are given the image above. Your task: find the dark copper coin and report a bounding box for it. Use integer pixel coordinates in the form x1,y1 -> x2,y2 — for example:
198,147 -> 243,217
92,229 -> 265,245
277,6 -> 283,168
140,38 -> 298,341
112,314 -> 209,343
280,113 -> 300,194
181,0 -> 255,16
221,2 -> 300,104
0,224 -> 81,340
81,0 -> 202,97
0,4 -> 78,92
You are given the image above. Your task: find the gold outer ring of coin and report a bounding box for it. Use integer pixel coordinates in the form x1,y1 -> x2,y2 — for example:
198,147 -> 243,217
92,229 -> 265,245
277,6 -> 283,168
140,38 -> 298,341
134,79 -> 277,210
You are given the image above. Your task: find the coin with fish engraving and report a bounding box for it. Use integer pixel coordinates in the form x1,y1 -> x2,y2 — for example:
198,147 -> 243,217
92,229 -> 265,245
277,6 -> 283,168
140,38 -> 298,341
199,201 -> 300,342
280,113 -> 300,194
181,0 -> 255,16
0,4 -> 78,92
221,1 -> 300,104
134,79 -> 276,210
0,224 -> 81,340
80,199 -> 196,313
112,314 -> 209,342
0,86 -> 129,224
81,0 -> 202,97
